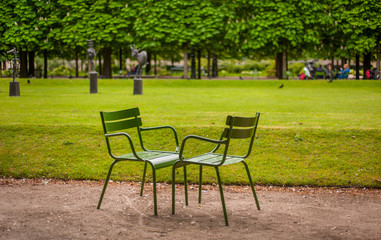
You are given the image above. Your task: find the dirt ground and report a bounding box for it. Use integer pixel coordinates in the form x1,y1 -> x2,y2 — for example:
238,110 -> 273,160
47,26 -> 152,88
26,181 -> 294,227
0,178 -> 380,240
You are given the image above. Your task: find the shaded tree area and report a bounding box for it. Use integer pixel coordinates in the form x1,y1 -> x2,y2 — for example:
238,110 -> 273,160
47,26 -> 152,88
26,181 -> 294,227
225,0 -> 329,79
132,0 -> 228,78
0,0 -> 380,79
1,0 -> 59,78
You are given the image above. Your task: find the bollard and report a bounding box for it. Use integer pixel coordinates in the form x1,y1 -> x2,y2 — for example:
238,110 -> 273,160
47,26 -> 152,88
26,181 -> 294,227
133,78 -> 142,95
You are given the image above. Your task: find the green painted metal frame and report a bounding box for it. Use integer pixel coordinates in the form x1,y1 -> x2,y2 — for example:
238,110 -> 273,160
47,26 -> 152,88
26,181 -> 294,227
172,113 -> 261,226
97,107 -> 182,215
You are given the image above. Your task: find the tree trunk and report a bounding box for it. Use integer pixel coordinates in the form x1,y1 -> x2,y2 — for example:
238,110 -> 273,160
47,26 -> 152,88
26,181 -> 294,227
119,48 -> 123,71
146,51 -> 151,75
197,49 -> 201,79
28,51 -> 35,77
20,50 -> 28,78
274,54 -> 278,78
75,49 -> 79,77
355,54 -> 360,79
191,48 -> 196,79
215,55 -> 218,77
275,52 -> 284,79
98,52 -> 102,75
212,53 -> 217,78
363,52 -> 371,79
331,57 -> 334,70
377,42 -> 380,73
154,53 -> 157,75
207,51 -> 210,77
282,50 -> 287,79
285,50 -> 288,79
183,44 -> 188,79
102,47 -> 112,78
43,50 -> 48,79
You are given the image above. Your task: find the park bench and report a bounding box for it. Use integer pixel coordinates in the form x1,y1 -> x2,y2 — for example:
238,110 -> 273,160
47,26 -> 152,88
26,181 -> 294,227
97,107 -> 185,215
172,113 -> 261,226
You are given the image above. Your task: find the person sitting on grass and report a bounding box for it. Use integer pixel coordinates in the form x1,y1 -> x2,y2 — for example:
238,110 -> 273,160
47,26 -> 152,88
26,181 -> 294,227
337,64 -> 350,79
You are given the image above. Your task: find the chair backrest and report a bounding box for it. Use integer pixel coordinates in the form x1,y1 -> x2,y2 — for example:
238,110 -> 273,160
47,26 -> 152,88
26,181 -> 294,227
220,113 -> 260,158
100,107 -> 142,134
315,71 -> 325,79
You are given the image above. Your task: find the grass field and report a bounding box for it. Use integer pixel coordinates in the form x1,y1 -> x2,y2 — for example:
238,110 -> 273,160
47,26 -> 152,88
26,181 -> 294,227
0,78 -> 380,188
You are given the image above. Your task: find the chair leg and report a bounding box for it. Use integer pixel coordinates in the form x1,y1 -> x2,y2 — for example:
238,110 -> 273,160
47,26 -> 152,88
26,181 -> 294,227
215,167 -> 229,226
151,164 -> 158,216
172,162 -> 179,214
198,165 -> 203,204
184,165 -> 188,206
97,160 -> 118,209
242,161 -> 260,210
140,161 -> 148,196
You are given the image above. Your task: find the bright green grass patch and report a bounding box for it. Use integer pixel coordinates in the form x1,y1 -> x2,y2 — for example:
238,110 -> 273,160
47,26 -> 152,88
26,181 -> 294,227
0,78 -> 380,187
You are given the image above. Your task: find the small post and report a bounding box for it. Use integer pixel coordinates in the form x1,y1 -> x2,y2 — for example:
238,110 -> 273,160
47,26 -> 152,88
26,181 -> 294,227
7,48 -> 20,97
90,72 -> 97,93
87,40 -> 98,94
133,78 -> 142,95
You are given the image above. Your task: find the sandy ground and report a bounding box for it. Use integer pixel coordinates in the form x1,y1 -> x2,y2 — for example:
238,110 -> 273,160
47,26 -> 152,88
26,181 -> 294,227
0,178 -> 380,240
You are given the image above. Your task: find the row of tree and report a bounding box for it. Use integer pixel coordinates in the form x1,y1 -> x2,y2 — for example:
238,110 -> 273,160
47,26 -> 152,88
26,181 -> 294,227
0,0 -> 380,79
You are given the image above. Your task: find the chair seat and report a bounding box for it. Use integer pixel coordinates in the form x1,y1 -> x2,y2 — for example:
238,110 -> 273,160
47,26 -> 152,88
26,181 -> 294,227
118,151 -> 179,169
183,153 -> 244,166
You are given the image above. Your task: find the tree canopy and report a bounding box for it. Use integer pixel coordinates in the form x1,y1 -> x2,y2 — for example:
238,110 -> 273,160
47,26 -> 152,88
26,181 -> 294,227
0,0 -> 380,78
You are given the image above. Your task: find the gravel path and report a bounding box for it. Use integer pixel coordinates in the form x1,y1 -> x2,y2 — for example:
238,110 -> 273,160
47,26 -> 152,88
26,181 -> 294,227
1,178 -> 380,239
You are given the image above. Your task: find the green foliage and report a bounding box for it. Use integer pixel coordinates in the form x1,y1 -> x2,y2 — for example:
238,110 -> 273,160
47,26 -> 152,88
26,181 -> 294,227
225,0 -> 327,57
47,58 -> 63,71
112,65 -> 121,74
1,0 -> 59,51
1,70 -> 11,76
51,65 -> 74,76
265,60 -> 276,77
219,59 -> 268,74
288,62 -> 305,76
220,63 -> 244,73
0,0 -> 379,80
132,0 -> 229,52
244,61 -> 267,71
340,0 -> 381,54
158,68 -> 169,76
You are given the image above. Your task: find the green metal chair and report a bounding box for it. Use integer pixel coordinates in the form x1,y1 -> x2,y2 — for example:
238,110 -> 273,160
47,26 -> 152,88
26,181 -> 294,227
314,70 -> 326,79
97,107 -> 182,215
172,113 -> 261,226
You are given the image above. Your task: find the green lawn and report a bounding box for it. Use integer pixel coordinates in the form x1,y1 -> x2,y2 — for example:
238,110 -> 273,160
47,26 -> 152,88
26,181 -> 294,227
0,78 -> 380,188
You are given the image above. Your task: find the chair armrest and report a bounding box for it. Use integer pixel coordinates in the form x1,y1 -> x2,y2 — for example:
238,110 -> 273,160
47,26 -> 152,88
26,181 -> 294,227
105,132 -> 139,159
179,135 -> 227,161
140,125 -> 179,152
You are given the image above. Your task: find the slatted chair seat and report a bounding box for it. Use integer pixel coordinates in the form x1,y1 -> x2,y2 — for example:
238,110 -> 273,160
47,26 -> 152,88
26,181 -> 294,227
184,153 -> 244,166
117,151 -> 179,169
172,113 -> 261,226
97,107 -> 183,215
